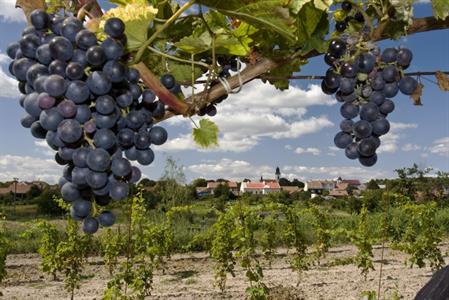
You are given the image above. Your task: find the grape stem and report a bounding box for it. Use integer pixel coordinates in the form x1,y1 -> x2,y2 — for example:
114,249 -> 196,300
132,0 -> 196,65
146,46 -> 210,69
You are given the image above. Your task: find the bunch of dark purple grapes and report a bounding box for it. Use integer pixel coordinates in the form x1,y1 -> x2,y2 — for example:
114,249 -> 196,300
335,1 -> 365,32
321,39 -> 418,166
6,9 -> 170,233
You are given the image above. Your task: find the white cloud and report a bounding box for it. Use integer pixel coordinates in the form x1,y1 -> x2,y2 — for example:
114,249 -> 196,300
161,80 -> 336,153
402,143 -> 422,152
377,122 -> 418,154
294,147 -> 321,156
429,137 -> 449,157
34,140 -> 55,156
187,158 -> 388,182
0,0 -> 26,23
0,53 -> 19,99
0,154 -> 61,183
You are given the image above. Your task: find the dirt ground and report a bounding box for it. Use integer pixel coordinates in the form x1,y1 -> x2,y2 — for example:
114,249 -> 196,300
1,243 -> 448,300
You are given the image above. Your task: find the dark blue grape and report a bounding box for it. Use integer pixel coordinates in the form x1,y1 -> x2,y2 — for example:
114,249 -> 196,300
353,120 -> 372,138
382,65 -> 398,82
86,171 -> 108,189
383,82 -> 399,98
19,34 -> 41,59
61,17 -> 83,42
379,99 -> 395,114
371,118 -> 390,136
57,119 -> 83,144
87,148 -> 111,172
127,68 -> 139,83
369,91 -> 385,106
117,128 -> 135,148
116,91 -> 133,108
48,59 -> 67,76
44,74 -> 67,97
36,44 -> 52,65
381,48 -> 397,63
360,102 -> 379,122
334,132 -> 353,149
72,167 -> 89,185
96,95 -> 115,115
98,211 -> 116,227
104,17 -> 125,38
345,143 -> 359,160
328,39 -> 346,58
61,182 -> 81,202
87,71 -> 111,95
137,148 -> 154,165
111,157 -> 132,177
94,128 -> 116,149
109,181 -> 129,200
161,74 -> 176,89
66,62 -> 84,80
24,92 -> 42,117
134,132 -> 151,149
39,107 -> 63,131
86,45 -> 106,67
21,114 -> 37,128
66,80 -> 90,104
12,58 -> 35,81
397,48 -> 413,67
103,60 -> 126,83
101,37 -> 124,60
149,126 -> 167,145
6,42 -> 19,59
398,76 -> 418,95
359,154 -> 377,167
83,217 -> 99,234
49,36 -> 73,61
130,166 -> 141,183
72,148 -> 90,168
30,9 -> 49,30
340,102 -> 359,119
357,53 -> 376,73
340,119 -> 354,133
75,29 -> 97,50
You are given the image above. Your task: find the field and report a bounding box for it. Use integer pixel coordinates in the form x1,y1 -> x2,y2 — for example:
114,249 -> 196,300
2,243 -> 448,300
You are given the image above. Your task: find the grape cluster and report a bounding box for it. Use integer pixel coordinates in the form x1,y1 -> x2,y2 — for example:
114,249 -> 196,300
7,10 -> 170,234
334,1 -> 365,32
322,38 -> 417,166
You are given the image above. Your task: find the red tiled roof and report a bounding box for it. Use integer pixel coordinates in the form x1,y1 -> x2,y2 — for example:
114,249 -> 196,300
342,179 -> 361,186
245,182 -> 265,189
266,182 -> 281,189
0,183 -> 33,195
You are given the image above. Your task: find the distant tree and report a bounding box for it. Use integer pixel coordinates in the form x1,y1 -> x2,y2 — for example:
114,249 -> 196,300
242,178 -> 251,182
140,178 -> 156,187
366,180 -> 380,190
361,190 -> 383,212
213,183 -> 234,200
158,157 -> 194,208
216,178 -> 228,182
192,178 -> 207,187
36,190 -> 65,216
27,184 -> 42,198
279,178 -> 292,186
292,179 -> 305,188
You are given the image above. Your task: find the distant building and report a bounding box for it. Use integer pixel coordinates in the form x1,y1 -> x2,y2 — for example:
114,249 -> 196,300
304,180 -> 335,196
240,181 -> 281,195
207,181 -> 239,195
0,181 -> 48,198
280,186 -> 302,194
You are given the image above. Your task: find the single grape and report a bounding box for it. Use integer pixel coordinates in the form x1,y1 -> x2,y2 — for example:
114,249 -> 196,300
72,148 -> 90,168
358,138 -> 377,156
111,157 -> 132,177
86,45 -> 106,67
340,102 -> 359,119
109,181 -> 129,200
340,119 -> 354,133
57,119 -> 83,144
86,171 -> 108,189
340,62 -> 357,78
83,217 -> 99,234
353,120 -> 373,139
345,143 -> 359,159
336,21 -> 347,32
104,17 -> 125,38
161,74 -> 176,89
359,154 -> 377,167
48,60 -> 67,77
397,48 -> 413,67
61,17 -> 83,42
149,126 -> 168,145
75,29 -> 97,50
66,80 -> 90,104
101,37 -> 124,60
137,148 -> 155,165
398,76 -> 418,95
381,48 -> 397,63
328,39 -> 347,58
61,182 -> 81,202
334,131 -> 353,149
66,62 -> 84,80
94,128 -> 117,149
382,65 -> 399,82
86,148 -> 111,172
379,99 -> 395,114
49,36 -> 73,62
87,71 -> 111,95
383,82 -> 399,98
371,118 -> 390,136
98,211 -> 116,227
360,102 -> 379,122
30,9 -> 49,30
44,74 -> 67,97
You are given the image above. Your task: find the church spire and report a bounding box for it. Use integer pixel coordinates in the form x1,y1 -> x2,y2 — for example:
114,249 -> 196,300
275,167 -> 280,181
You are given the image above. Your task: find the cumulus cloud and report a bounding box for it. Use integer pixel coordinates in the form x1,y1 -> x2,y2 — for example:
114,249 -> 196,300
377,122 -> 418,154
429,137 -> 449,157
0,0 -> 26,23
402,143 -> 422,152
0,53 -> 19,99
0,154 -> 61,183
187,158 -> 388,182
161,80 -> 336,152
293,147 -> 321,156
34,140 -> 55,156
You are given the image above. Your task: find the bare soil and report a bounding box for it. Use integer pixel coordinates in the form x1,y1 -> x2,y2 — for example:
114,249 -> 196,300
1,243 -> 448,300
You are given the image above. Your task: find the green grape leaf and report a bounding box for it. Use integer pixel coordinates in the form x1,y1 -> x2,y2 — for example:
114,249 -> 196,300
175,11 -> 257,56
295,1 -> 329,53
290,0 -> 331,14
175,33 -> 212,54
101,3 -> 158,50
193,119 -> 219,148
167,60 -> 205,83
432,0 -> 449,20
195,0 -> 296,42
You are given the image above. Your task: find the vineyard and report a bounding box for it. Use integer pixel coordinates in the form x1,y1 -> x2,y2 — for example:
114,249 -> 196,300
1,0 -> 449,298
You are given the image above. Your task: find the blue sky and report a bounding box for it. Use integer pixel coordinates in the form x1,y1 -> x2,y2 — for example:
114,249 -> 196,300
0,1 -> 448,183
